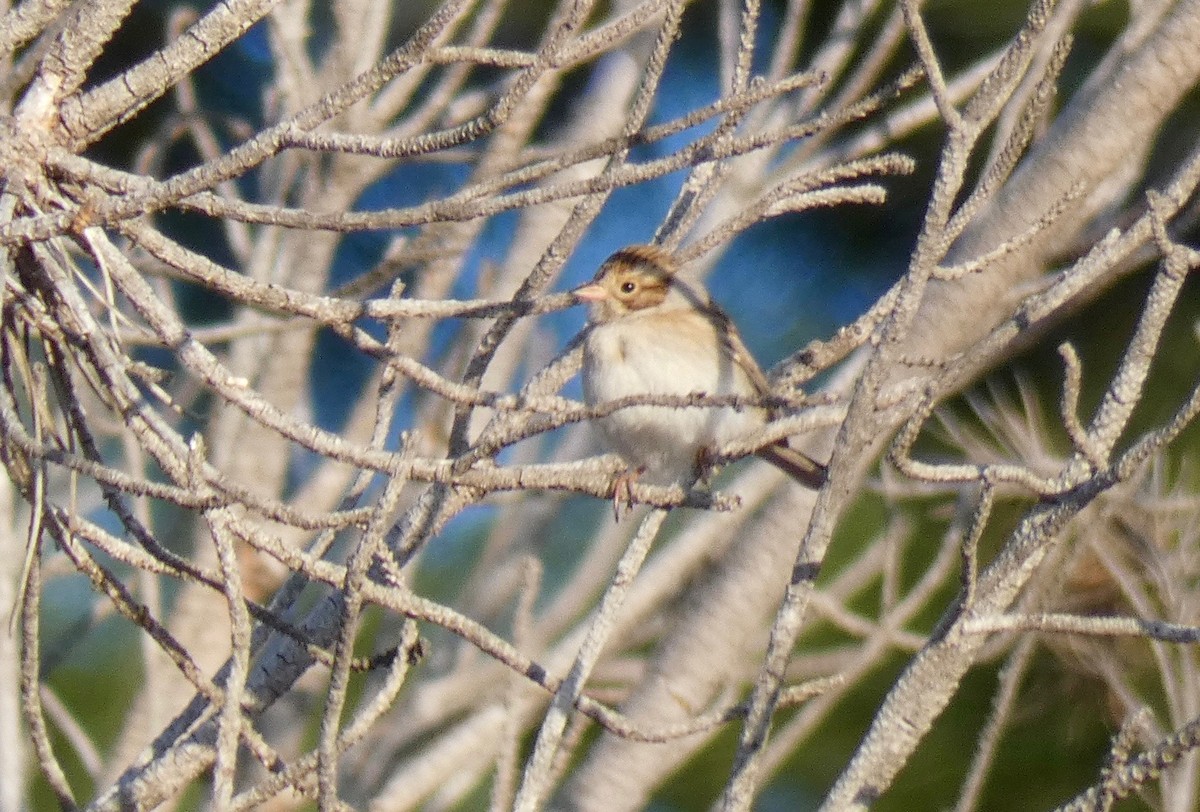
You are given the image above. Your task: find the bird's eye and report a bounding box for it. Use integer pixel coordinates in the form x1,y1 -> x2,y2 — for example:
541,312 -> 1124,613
620,281 -> 637,294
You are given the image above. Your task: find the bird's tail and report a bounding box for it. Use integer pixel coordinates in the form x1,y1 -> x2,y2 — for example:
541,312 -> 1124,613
756,442 -> 827,490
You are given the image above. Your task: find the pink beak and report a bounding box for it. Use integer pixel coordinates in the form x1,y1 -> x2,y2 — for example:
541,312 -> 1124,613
573,282 -> 608,302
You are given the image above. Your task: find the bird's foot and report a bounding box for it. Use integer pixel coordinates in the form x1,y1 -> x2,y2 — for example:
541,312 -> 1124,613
693,447 -> 722,488
611,467 -> 645,521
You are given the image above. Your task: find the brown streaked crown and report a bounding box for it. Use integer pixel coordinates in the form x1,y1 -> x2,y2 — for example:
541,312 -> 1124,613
590,244 -> 678,314
604,244 -> 677,276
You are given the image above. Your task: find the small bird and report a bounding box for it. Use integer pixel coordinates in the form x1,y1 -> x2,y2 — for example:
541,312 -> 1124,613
574,244 -> 826,511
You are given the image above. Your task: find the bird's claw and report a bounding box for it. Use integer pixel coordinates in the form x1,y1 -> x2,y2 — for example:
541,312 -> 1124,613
611,467 -> 644,521
693,447 -> 720,486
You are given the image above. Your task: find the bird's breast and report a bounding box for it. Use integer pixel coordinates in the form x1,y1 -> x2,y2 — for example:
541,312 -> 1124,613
581,311 -> 765,480
582,313 -> 746,402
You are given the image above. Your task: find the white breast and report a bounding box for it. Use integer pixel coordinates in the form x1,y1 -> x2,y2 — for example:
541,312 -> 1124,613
582,310 -> 764,482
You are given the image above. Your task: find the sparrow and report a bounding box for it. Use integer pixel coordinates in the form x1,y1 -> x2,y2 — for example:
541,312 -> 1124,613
573,244 -> 826,511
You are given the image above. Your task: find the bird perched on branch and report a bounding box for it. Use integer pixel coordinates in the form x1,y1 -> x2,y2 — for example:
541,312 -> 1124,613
574,244 -> 826,514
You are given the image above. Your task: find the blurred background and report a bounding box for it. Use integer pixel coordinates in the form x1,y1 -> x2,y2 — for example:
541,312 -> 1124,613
17,0 -> 1200,808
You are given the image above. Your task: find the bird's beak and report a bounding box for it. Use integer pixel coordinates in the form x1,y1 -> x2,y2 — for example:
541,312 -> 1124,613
572,282 -> 608,303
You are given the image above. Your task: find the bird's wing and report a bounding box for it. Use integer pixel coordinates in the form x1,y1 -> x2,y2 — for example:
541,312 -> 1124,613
705,303 -> 771,396
704,300 -> 827,489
